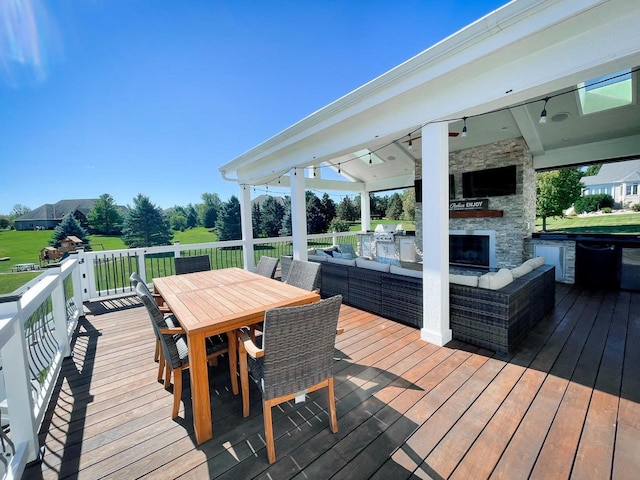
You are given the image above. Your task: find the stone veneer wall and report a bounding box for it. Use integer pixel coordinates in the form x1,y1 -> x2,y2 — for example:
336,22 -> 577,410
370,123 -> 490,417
415,137 -> 537,269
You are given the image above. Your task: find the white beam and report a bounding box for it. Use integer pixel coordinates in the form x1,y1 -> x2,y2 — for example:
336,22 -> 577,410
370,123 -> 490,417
534,134 -> 640,170
360,190 -> 371,232
239,185 -> 255,271
290,168 -> 308,260
420,123 -> 452,346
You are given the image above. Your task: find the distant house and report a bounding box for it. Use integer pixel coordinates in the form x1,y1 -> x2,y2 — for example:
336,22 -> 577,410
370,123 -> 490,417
14,199 -> 128,231
581,160 -> 640,208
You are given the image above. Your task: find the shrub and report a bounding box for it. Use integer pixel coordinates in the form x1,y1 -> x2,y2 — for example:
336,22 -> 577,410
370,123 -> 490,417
574,194 -> 614,214
632,203 -> 640,212
600,207 -> 612,213
328,219 -> 350,232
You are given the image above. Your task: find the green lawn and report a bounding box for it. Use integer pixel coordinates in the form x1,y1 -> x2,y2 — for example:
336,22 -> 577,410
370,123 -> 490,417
536,212 -> 640,233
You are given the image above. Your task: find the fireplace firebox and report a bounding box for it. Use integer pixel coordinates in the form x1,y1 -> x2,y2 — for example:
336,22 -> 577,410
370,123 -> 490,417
449,230 -> 496,269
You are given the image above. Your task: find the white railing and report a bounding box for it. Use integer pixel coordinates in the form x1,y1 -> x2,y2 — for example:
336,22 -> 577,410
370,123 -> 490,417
78,232 -> 361,301
0,258 -> 82,480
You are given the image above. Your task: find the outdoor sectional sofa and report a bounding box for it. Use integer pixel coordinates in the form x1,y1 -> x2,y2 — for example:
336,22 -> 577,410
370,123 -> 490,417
280,254 -> 555,354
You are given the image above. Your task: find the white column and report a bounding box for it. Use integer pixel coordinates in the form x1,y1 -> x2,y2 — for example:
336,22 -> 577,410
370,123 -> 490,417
360,189 -> 371,232
420,123 -> 452,346
239,185 -> 256,271
290,168 -> 308,260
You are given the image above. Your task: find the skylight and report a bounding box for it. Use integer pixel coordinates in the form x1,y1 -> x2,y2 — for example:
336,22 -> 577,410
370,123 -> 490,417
354,148 -> 384,165
578,69 -> 633,115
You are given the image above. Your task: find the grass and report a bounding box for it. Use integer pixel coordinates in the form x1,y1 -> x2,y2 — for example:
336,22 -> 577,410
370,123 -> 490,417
537,212 -> 640,234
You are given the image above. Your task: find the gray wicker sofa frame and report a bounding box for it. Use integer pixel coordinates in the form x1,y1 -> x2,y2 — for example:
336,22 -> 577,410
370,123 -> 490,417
281,256 -> 555,354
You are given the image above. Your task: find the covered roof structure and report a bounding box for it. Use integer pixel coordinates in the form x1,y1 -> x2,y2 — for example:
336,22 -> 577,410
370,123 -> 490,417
219,0 -> 640,346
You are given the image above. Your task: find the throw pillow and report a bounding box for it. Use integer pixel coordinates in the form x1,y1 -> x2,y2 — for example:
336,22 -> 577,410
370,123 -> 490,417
376,256 -> 401,267
333,252 -> 353,260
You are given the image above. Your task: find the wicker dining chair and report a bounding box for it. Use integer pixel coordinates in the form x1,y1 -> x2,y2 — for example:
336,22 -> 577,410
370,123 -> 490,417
136,283 -> 231,419
174,254 -> 211,275
284,259 -> 321,292
238,295 -> 342,463
255,256 -> 279,279
130,272 -> 171,362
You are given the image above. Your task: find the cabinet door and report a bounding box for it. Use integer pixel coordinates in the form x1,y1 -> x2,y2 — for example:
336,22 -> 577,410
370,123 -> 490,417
400,238 -> 415,262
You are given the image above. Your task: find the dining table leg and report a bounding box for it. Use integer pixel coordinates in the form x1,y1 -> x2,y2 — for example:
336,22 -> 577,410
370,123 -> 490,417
187,331 -> 212,444
227,329 -> 239,395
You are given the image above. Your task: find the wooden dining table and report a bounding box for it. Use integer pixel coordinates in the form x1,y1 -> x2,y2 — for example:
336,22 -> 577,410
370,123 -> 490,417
153,267 -> 320,444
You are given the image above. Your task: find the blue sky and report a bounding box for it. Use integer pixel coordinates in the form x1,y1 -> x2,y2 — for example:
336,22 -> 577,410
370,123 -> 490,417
0,0 -> 506,213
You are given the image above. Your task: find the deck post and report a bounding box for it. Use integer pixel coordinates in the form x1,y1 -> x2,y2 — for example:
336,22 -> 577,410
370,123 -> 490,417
239,184 -> 256,271
420,122 -> 452,346
360,189 -> 371,232
0,298 -> 40,467
290,167 -> 308,260
51,276 -> 72,358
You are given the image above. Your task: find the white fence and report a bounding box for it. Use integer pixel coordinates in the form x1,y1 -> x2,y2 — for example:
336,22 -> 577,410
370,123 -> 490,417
0,258 -> 82,480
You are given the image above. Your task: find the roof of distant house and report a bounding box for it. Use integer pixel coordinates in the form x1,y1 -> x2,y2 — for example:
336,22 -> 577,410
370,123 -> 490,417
16,199 -> 127,221
581,160 -> 640,187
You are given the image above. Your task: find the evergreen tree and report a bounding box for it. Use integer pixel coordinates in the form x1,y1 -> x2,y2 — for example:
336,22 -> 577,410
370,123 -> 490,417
88,193 -> 123,234
320,193 -> 336,229
259,195 -> 284,237
401,188 -> 416,221
168,208 -> 188,231
336,196 -> 358,221
185,204 -> 199,228
216,196 -> 242,241
536,168 -> 583,231
306,193 -> 325,234
122,194 -> 173,247
50,213 -> 89,247
279,197 -> 292,236
251,202 -> 262,238
386,193 -> 404,220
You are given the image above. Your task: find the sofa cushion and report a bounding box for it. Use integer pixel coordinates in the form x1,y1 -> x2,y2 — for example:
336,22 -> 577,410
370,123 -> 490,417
377,256 -> 401,267
510,263 -> 533,279
308,254 -> 329,262
478,268 -> 513,290
390,265 -> 423,278
333,252 -> 354,260
327,256 -> 357,267
450,273 -> 479,287
338,244 -> 357,257
356,257 -> 390,272
524,256 -> 545,269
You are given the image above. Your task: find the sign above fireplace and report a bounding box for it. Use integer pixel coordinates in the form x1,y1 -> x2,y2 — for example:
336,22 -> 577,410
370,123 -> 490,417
449,199 -> 489,211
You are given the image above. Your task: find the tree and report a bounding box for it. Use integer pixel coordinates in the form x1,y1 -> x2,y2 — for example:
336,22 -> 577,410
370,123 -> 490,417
279,197 -> 292,236
10,204 -> 31,219
336,196 -> 358,221
584,164 -> 602,177
402,188 -> 416,221
0,215 -> 12,229
251,203 -> 262,238
215,195 -> 242,241
87,193 -> 123,234
259,196 -> 284,237
199,193 -> 223,228
306,193 -> 325,234
536,168 -> 583,231
122,194 -> 173,247
320,193 -> 336,229
168,210 -> 188,231
184,204 -> 199,228
386,193 -> 404,220
50,213 -> 89,247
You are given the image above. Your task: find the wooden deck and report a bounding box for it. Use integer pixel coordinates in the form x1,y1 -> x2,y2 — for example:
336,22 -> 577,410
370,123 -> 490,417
24,283 -> 640,479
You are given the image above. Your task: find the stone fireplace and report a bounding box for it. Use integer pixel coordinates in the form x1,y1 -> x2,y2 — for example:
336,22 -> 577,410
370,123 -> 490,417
415,137 -> 537,269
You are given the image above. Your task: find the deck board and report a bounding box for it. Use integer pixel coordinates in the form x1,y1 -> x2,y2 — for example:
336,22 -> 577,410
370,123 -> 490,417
23,284 -> 640,480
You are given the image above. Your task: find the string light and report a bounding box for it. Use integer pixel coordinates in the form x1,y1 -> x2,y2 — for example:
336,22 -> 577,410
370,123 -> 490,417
539,97 -> 549,124
368,153 -> 372,164
338,163 -> 341,175
461,117 -> 468,138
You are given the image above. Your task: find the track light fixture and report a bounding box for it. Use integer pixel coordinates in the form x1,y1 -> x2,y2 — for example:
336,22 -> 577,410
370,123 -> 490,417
461,117 -> 468,138
539,97 -> 549,124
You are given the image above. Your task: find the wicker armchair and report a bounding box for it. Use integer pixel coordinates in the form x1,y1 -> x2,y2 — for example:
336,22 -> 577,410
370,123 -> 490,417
238,295 -> 342,463
131,272 -> 170,362
284,259 -> 321,292
255,256 -> 279,279
174,254 -> 211,275
136,283 -> 230,419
